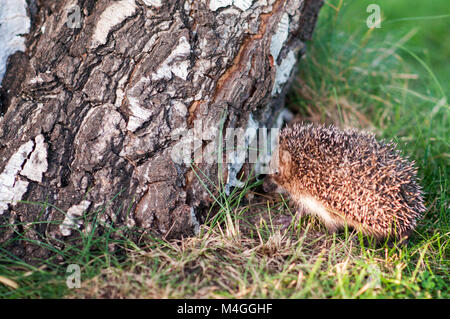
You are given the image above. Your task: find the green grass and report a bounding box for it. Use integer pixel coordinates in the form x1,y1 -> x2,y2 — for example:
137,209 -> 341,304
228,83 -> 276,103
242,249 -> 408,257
320,0 -> 450,94
0,0 -> 449,298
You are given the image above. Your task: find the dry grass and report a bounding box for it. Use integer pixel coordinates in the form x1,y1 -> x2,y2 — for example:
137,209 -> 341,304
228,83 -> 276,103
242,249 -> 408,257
67,190 -> 446,299
68,220 -> 349,298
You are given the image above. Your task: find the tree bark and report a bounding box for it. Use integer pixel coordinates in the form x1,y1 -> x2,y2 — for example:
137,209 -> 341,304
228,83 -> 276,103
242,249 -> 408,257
0,0 -> 322,258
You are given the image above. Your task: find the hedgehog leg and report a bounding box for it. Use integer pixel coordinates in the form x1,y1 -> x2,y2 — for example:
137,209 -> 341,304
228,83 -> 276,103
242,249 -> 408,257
296,196 -> 344,234
308,208 -> 342,234
278,215 -> 294,231
321,219 -> 341,235
384,232 -> 411,248
293,203 -> 310,222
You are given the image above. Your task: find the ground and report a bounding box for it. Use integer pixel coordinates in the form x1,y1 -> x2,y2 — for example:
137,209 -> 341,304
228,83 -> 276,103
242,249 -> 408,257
0,0 -> 448,298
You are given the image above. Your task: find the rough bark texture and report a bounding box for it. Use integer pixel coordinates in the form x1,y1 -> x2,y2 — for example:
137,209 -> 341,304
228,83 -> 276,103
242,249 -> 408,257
0,0 -> 322,259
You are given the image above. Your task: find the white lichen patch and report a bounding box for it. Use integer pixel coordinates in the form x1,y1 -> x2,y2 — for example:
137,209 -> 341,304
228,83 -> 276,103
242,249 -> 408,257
271,50 -> 296,96
233,0 -> 253,11
141,0 -> 162,7
29,75 -> 44,85
123,75 -> 153,131
20,134 -> 48,183
0,139 -> 34,214
209,0 -> 233,11
190,207 -> 200,235
10,180 -> 29,203
91,0 -> 137,47
209,0 -> 252,11
172,100 -> 188,116
152,36 -> 191,81
270,13 -> 290,61
114,73 -> 130,108
59,200 -> 91,236
0,0 -> 30,84
270,13 -> 297,96
126,95 -> 154,131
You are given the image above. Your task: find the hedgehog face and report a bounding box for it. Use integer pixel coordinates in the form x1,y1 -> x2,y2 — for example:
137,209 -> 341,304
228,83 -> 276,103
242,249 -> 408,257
271,146 -> 294,190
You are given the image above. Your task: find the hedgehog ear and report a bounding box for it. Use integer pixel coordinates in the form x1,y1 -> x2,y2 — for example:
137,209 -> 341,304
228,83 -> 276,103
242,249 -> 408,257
279,149 -> 292,178
280,149 -> 291,163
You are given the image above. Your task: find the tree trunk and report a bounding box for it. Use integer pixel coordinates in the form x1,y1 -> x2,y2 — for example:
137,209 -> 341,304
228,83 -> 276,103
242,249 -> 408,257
0,0 -> 322,259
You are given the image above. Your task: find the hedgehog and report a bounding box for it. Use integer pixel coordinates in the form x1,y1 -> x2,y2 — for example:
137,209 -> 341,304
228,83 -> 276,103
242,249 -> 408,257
268,123 -> 426,243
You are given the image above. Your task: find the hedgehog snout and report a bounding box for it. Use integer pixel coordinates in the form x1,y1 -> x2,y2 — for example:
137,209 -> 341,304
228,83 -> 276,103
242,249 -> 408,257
262,175 -> 279,193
